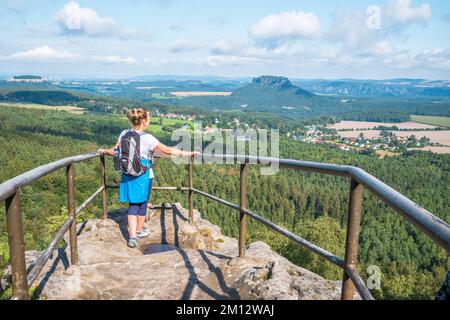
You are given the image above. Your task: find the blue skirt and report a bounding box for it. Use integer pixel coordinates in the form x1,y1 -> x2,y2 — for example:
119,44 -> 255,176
118,159 -> 153,204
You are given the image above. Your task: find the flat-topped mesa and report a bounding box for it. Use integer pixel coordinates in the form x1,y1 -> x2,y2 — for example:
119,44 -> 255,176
234,75 -> 314,98
1,203 -> 354,300
251,75 -> 293,88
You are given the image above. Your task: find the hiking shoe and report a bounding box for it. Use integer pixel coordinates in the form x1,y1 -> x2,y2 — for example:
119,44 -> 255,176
136,228 -> 150,239
127,237 -> 138,248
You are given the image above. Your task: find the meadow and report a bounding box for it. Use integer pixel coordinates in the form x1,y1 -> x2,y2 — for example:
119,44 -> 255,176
338,130 -> 450,146
0,102 -> 85,114
169,91 -> 232,97
410,115 -> 450,128
328,119 -> 450,153
328,120 -> 438,130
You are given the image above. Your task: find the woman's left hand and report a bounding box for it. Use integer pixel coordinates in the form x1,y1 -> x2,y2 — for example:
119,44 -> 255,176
98,149 -> 105,155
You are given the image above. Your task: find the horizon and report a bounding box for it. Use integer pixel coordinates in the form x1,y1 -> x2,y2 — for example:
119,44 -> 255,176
0,1 -> 449,79
1,72 -> 449,82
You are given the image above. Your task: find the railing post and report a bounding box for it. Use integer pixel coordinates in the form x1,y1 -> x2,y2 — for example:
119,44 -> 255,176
239,161 -> 248,257
66,164 -> 78,265
188,155 -> 194,223
100,155 -> 108,220
5,190 -> 28,300
342,178 -> 363,300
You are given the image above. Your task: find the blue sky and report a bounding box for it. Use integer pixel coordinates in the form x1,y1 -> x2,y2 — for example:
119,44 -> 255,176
0,0 -> 449,79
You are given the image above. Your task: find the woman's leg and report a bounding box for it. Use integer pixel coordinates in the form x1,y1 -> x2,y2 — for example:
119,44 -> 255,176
128,204 -> 140,239
136,178 -> 154,233
136,201 -> 147,234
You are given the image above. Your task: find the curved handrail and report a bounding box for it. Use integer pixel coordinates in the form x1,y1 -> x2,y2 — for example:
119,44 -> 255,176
200,154 -> 450,252
1,151 -> 449,300
1,152 -> 449,251
0,152 -> 99,202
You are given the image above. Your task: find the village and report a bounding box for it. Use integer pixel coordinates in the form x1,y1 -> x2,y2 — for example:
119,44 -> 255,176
288,125 -> 439,156
148,111 -> 448,157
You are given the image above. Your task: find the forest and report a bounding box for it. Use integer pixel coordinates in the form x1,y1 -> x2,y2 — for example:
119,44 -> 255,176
2,87 -> 450,125
0,104 -> 448,300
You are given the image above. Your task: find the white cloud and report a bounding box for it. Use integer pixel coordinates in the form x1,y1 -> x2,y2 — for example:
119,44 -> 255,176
372,41 -> 395,56
382,50 -> 417,68
10,45 -> 78,61
356,41 -> 396,58
207,38 -> 340,69
55,1 -> 118,36
250,11 -> 322,45
327,1 -> 432,50
210,38 -> 246,55
93,55 -> 137,65
169,39 -> 199,53
385,0 -> 431,24
328,8 -> 380,49
415,48 -> 450,70
206,55 -> 261,67
55,1 -> 145,39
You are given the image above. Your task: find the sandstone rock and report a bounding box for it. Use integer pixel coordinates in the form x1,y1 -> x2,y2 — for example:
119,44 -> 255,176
2,203 -> 356,300
1,250 -> 42,292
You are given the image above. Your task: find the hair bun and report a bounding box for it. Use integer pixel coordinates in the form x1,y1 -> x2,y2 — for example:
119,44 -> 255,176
127,108 -> 149,126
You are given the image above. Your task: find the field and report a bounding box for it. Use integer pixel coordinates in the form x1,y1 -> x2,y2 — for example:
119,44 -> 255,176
338,130 -> 450,146
329,119 -> 450,154
169,91 -> 232,97
328,120 -> 438,130
150,93 -> 182,100
0,102 -> 85,114
154,117 -> 187,126
410,115 -> 450,128
408,146 -> 450,154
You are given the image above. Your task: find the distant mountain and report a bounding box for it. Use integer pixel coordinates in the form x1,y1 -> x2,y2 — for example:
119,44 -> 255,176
2,74 -> 449,121
293,79 -> 450,98
233,75 -> 314,98
212,75 -> 318,113
156,75 -> 450,120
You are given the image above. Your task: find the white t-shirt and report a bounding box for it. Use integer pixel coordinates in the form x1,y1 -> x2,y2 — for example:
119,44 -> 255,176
118,129 -> 159,178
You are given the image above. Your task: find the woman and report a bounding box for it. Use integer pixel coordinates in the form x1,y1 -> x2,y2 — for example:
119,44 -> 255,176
99,108 -> 198,248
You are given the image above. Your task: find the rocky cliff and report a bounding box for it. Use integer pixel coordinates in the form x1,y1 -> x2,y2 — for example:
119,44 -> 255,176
2,203 -> 353,300
251,76 -> 294,88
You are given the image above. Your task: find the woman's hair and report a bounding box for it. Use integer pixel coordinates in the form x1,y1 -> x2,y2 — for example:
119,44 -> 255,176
127,108 -> 149,126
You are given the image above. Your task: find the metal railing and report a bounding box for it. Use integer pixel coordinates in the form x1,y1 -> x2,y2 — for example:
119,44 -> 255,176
1,152 -> 449,300
0,152 -> 107,300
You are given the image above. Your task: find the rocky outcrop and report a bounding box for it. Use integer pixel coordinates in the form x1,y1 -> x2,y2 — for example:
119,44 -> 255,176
252,76 -> 293,88
2,203 -> 353,300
